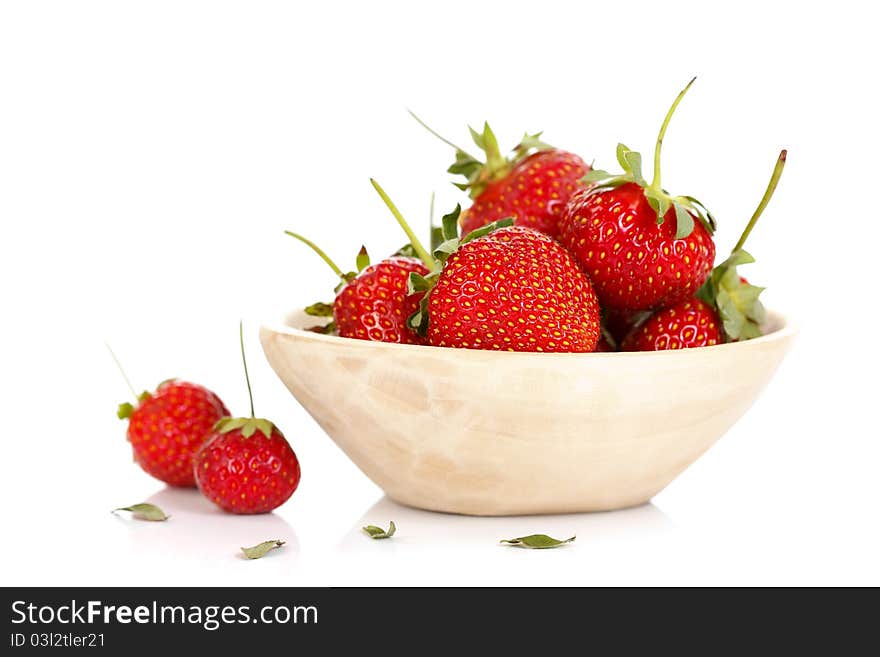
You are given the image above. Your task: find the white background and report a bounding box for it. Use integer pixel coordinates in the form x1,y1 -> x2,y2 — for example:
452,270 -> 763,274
2,0 -> 878,586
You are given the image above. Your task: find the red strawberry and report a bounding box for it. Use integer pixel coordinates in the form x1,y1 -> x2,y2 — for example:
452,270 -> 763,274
460,149 -> 590,238
412,224 -> 600,352
195,422 -> 300,514
334,256 -> 430,343
623,150 -> 787,351
194,324 -> 300,514
286,182 -> 435,345
622,299 -> 722,351
559,79 -> 716,311
602,307 -> 651,346
117,380 -> 229,487
410,113 -> 589,239
561,182 -> 715,311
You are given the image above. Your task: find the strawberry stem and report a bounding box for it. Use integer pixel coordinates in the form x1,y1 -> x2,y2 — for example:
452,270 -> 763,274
239,321 -> 255,418
407,109 -> 478,162
650,77 -> 696,191
732,150 -> 787,253
369,179 -> 434,268
105,342 -> 138,400
285,231 -> 346,280
478,122 -> 506,177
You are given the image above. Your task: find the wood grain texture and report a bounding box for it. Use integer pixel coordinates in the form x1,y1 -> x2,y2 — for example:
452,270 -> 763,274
260,310 -> 795,516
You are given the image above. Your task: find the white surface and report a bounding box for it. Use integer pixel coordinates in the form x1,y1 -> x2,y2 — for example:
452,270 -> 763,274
1,0 -> 878,586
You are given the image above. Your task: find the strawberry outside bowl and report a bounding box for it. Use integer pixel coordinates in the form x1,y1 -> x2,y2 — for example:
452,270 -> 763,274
260,309 -> 795,516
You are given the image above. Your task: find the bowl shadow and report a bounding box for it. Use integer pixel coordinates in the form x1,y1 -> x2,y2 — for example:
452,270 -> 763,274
338,495 -> 675,552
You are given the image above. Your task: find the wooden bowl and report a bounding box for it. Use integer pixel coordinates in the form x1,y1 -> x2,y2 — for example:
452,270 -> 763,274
260,310 -> 795,516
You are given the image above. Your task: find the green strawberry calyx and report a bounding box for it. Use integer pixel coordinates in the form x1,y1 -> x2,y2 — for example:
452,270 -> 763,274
406,207 -> 514,336
697,150 -> 786,341
117,391 -> 151,420
582,78 -> 716,239
215,416 -> 276,439
220,322 -> 279,439
408,110 -> 553,199
107,344 -> 152,420
302,301 -> 336,334
286,233 -> 378,334
697,251 -> 767,341
304,302 -> 333,317
289,183 -> 443,337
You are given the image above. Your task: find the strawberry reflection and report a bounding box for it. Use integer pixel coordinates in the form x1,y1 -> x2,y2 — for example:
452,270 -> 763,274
112,486 -> 299,565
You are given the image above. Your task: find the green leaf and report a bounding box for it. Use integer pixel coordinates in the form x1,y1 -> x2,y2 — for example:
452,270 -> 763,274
362,521 -> 396,539
696,279 -> 715,306
448,145 -> 488,198
739,295 -> 766,331
465,122 -> 509,187
702,251 -> 766,341
581,169 -> 614,184
468,124 -> 485,151
241,418 -> 272,438
673,202 -> 695,239
114,503 -> 169,522
429,226 -> 445,252
678,195 -> 717,233
644,187 -> 671,224
215,416 -> 248,432
500,534 -> 575,549
460,217 -> 515,244
117,402 -> 135,420
716,249 -> 756,270
241,419 -> 257,438
307,321 -> 337,335
356,246 -> 370,272
215,417 -> 275,438
256,419 -> 276,438
615,143 -> 632,171
441,205 -> 461,242
405,273 -> 437,333
481,123 -> 505,172
433,238 -> 460,261
624,152 -> 647,186
446,122 -> 553,198
241,540 -> 285,560
304,302 -> 334,317
447,151 -> 482,178
716,287 -> 745,338
514,131 -> 553,156
407,293 -> 431,336
333,271 -> 357,294
616,144 -> 646,186
406,309 -> 424,331
407,272 -> 432,294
